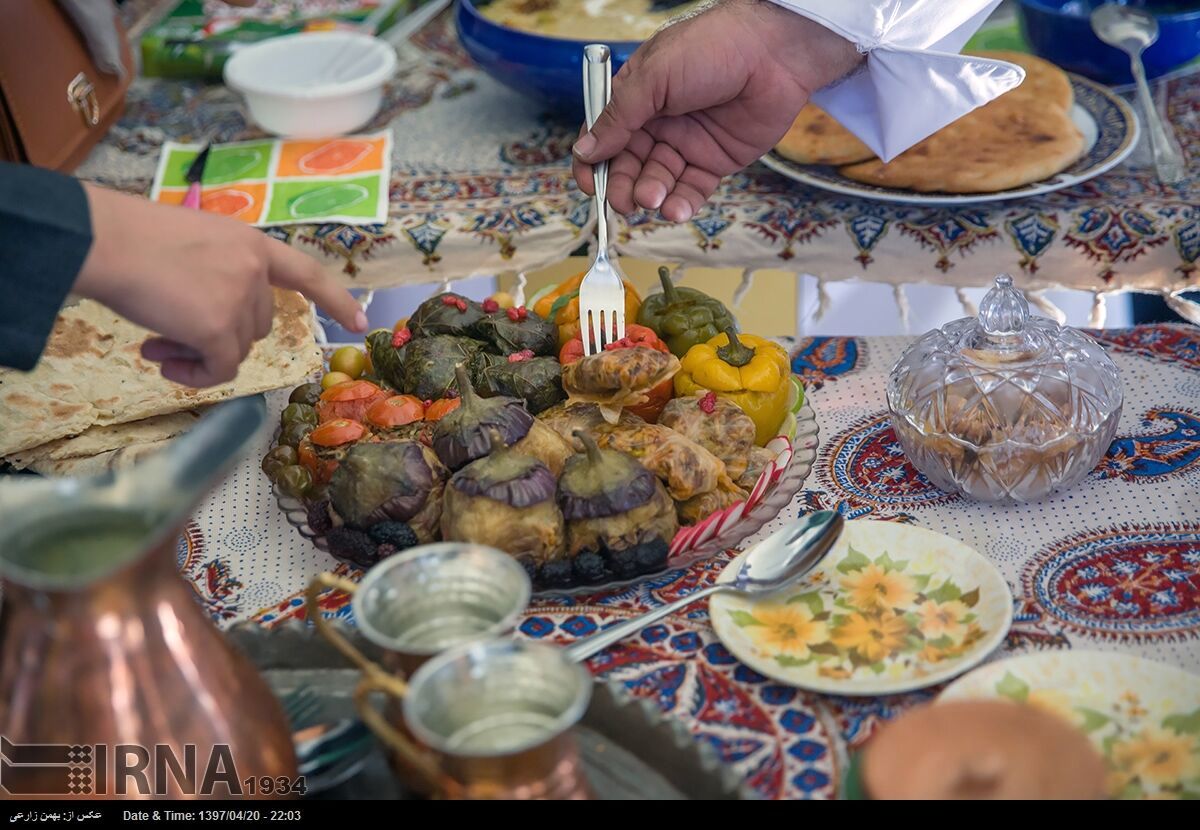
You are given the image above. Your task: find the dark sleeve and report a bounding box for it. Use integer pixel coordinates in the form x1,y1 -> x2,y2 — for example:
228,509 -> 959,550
0,161 -> 94,371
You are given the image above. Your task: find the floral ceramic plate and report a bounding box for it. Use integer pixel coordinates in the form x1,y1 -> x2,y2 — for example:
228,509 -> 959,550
710,521 -> 1012,695
940,651 -> 1200,800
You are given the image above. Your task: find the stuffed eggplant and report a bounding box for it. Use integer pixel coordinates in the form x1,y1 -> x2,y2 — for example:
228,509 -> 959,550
442,431 -> 564,568
328,440 -> 448,542
555,431 -> 678,584
433,365 -> 573,474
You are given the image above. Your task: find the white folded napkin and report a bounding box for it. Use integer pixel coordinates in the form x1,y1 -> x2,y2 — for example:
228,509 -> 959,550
770,0 -> 1025,161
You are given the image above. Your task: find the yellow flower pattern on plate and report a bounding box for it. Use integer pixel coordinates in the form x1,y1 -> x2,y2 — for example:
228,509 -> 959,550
710,521 -> 1012,695
841,563 -> 916,611
941,651 -> 1200,800
743,605 -> 829,659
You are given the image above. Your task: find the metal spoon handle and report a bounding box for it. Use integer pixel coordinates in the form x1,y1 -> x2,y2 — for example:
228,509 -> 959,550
131,396 -> 268,523
1130,55 -> 1186,184
583,44 -> 612,253
564,583 -> 726,663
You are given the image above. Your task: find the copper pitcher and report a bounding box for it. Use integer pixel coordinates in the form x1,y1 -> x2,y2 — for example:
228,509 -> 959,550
0,398 -> 298,799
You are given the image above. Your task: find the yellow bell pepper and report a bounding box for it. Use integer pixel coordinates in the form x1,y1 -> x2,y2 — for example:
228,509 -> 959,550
532,272 -> 642,348
675,329 -> 791,445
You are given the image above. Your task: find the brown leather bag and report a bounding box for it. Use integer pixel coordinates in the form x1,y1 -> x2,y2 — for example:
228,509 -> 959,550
0,1 -> 134,172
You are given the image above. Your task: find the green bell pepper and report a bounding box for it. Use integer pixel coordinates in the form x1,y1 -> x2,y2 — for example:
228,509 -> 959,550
637,267 -> 737,357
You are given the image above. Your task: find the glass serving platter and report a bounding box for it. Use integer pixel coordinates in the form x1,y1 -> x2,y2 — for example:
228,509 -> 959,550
273,399 -> 819,597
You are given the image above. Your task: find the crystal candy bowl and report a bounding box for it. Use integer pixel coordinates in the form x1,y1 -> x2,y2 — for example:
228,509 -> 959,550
887,275 -> 1123,503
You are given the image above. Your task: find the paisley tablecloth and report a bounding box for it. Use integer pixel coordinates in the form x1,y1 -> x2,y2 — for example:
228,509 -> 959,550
83,8 -> 1200,328
175,322 -> 1200,800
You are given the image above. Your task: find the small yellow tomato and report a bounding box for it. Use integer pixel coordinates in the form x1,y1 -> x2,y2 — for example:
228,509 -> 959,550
329,346 -> 367,379
489,291 -> 516,309
321,371 -> 353,390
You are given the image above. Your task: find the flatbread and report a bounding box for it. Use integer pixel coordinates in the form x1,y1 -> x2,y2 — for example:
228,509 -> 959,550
837,95 -> 1085,194
4,410 -> 202,470
0,289 -> 320,457
775,50 -> 1077,195
774,105 -> 875,166
25,439 -> 175,477
969,49 -> 1074,111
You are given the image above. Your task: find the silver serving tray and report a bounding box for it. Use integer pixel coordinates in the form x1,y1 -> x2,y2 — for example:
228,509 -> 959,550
227,623 -> 751,800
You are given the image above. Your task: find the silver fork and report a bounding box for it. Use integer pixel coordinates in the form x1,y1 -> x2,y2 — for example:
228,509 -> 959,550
579,44 -> 626,355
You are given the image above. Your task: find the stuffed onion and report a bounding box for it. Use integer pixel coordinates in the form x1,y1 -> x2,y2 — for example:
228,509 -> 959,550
561,347 -> 680,423
659,392 -> 757,480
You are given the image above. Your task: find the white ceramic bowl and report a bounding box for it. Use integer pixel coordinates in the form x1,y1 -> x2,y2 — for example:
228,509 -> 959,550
223,32 -> 397,138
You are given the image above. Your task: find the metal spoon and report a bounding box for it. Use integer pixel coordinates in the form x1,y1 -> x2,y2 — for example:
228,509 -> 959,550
564,511 -> 844,663
1090,3 -> 1186,184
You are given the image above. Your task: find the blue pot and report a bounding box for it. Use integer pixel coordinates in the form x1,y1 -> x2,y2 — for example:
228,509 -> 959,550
1016,0 -> 1200,86
455,0 -> 642,119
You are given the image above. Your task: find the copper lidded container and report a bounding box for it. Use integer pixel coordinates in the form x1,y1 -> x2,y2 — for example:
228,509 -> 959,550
887,275 -> 1123,502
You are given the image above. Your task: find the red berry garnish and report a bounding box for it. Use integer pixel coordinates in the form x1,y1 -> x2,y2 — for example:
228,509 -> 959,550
482,298 -> 500,313
699,391 -> 718,414
506,307 -> 521,322
441,294 -> 459,306
455,299 -> 468,312
507,349 -> 535,363
605,337 -> 638,351
391,327 -> 412,348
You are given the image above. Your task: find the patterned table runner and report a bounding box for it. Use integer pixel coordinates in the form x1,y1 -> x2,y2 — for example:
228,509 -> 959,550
82,10 -> 1200,327
174,323 -> 1200,799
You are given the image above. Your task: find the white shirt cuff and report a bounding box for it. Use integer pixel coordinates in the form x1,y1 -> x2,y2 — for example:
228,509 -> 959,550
768,0 -> 1026,161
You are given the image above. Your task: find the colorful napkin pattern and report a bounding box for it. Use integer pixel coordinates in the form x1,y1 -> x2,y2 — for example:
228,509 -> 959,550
150,131 -> 391,226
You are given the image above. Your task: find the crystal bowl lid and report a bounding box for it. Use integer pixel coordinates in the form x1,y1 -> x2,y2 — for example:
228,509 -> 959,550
888,275 -> 1123,444
957,274 -> 1051,364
